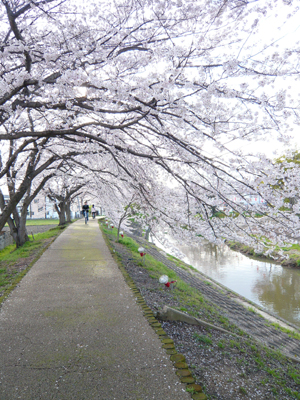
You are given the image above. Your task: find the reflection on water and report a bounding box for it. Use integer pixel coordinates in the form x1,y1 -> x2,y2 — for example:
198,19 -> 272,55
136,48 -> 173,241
161,239 -> 300,328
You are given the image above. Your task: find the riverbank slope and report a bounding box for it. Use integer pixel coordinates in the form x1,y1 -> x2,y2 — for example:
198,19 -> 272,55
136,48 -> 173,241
226,240 -> 300,268
101,225 -> 300,400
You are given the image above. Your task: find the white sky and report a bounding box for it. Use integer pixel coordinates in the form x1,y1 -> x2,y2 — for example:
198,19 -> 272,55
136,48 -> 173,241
246,5 -> 300,157
205,4 -> 300,160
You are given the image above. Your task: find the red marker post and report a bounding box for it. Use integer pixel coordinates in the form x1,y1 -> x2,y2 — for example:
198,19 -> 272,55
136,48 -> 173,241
165,280 -> 177,290
138,247 -> 146,264
159,275 -> 176,289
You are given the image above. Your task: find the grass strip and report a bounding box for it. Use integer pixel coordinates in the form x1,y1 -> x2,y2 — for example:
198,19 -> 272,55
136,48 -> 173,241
0,226 -> 66,305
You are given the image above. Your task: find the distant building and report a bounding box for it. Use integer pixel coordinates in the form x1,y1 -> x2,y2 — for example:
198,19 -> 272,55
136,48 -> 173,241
219,194 -> 267,212
29,196 -> 58,219
3,194 -> 58,219
230,194 -> 266,207
2,194 -> 101,220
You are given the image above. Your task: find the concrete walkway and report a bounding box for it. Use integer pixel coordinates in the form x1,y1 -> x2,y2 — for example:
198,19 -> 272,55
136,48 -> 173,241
0,219 -> 190,400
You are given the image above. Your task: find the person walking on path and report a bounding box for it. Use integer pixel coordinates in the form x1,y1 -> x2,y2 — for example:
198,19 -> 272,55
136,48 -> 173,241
82,200 -> 89,222
91,204 -> 96,219
0,220 -> 190,400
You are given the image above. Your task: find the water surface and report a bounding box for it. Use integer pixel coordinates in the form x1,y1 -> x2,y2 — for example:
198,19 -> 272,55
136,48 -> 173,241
155,238 -> 300,328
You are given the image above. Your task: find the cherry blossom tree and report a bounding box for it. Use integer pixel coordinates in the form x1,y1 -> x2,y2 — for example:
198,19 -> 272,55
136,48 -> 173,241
0,129 -> 88,245
45,170 -> 86,225
1,0 -> 300,251
0,134 -> 55,214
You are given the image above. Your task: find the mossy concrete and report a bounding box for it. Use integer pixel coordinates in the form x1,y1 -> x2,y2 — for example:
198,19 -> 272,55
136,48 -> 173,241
171,354 -> 186,362
192,393 -> 208,400
187,383 -> 203,392
176,369 -> 192,378
157,305 -> 238,335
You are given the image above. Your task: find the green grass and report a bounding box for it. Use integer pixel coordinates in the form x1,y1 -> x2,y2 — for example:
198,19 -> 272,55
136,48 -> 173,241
239,386 -> 247,395
186,386 -> 197,394
0,228 -> 63,263
288,368 -> 300,384
4,219 -> 60,227
193,333 -> 212,346
167,253 -> 197,272
230,339 -> 245,352
218,340 -> 225,349
0,227 -> 65,305
270,322 -> 300,341
281,243 -> 300,252
26,219 -> 60,226
227,236 -> 300,267
118,236 -> 140,253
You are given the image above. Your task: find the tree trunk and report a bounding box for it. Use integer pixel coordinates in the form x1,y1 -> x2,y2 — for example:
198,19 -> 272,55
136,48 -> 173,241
117,219 -> 121,241
0,153 -> 57,232
55,202 -> 66,226
66,201 -> 71,223
0,176 -> 32,232
6,217 -> 20,247
6,208 -> 29,248
19,204 -> 30,246
145,226 -> 151,241
15,220 -> 29,247
117,211 -> 129,241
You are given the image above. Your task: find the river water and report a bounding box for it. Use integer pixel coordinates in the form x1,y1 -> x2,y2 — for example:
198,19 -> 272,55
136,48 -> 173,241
154,238 -> 300,328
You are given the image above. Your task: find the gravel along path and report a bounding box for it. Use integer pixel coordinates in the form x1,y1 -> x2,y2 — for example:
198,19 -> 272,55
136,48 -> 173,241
105,231 -> 300,400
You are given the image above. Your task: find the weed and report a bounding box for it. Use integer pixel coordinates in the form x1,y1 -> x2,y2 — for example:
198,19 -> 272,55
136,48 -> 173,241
193,333 -> 212,346
288,367 -> 300,385
271,322 -> 300,341
255,357 -> 265,369
248,343 -> 258,353
186,386 -> 197,394
239,386 -> 247,395
266,368 -> 280,380
229,339 -> 245,352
